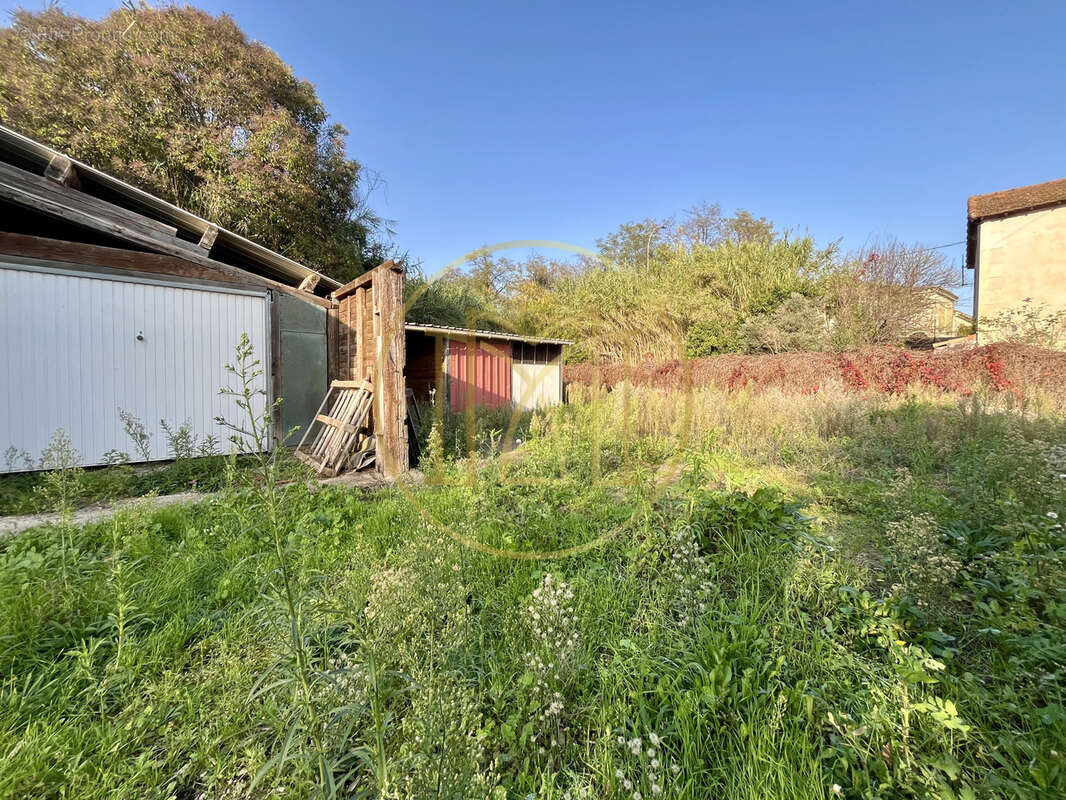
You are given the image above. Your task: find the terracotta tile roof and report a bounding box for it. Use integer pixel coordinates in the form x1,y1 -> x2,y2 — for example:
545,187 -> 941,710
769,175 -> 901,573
968,176 -> 1066,221
966,176 -> 1066,269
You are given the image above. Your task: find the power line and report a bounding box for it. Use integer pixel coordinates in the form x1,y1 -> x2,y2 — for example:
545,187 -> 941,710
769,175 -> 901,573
918,240 -> 965,252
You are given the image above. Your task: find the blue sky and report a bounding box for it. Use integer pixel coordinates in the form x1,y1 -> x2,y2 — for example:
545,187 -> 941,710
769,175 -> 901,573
37,1 -> 1066,310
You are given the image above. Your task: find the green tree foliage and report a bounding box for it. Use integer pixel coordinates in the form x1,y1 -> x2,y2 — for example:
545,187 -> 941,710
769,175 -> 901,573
405,267 -> 500,330
595,217 -> 668,270
0,4 -> 388,282
569,235 -> 832,360
823,237 -> 960,349
404,208 -> 956,362
738,293 -> 829,355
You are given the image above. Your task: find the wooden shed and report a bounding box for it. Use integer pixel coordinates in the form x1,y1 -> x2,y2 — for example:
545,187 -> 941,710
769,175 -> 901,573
0,124 -> 412,476
404,324 -> 569,412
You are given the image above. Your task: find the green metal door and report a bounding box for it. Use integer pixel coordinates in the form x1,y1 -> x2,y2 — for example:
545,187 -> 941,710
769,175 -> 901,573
278,293 -> 327,444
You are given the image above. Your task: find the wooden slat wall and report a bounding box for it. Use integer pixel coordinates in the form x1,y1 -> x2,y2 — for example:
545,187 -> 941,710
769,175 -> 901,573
328,261 -> 407,477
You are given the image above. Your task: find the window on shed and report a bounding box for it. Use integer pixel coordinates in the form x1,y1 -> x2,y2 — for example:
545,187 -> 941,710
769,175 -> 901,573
513,342 -> 556,364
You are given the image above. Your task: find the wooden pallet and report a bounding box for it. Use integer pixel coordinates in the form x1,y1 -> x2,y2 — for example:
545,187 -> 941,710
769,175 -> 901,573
294,378 -> 374,477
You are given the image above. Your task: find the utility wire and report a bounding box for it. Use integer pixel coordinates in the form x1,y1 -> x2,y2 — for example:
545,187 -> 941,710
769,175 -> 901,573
918,240 -> 965,252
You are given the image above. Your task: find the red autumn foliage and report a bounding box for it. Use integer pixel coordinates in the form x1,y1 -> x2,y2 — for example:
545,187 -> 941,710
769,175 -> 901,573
564,344 -> 1065,398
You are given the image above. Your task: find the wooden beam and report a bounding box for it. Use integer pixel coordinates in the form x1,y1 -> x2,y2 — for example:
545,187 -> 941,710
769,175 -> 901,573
198,224 -> 219,252
331,379 -> 373,391
0,230 -> 331,308
297,273 -> 320,293
0,160 -> 189,248
331,259 -> 400,301
0,231 -> 257,287
0,161 -> 333,308
44,155 -> 81,189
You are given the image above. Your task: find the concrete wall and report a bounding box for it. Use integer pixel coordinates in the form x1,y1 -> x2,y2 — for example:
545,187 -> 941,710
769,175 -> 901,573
976,205 -> 1066,345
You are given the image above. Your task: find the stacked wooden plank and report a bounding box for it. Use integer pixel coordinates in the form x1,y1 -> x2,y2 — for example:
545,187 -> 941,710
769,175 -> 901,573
294,378 -> 374,477
326,260 -> 408,478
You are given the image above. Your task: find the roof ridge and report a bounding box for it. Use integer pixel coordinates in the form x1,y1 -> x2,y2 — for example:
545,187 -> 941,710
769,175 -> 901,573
968,176 -> 1066,221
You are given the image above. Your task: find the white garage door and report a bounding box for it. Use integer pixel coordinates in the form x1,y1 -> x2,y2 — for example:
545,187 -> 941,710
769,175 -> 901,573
0,262 -> 271,473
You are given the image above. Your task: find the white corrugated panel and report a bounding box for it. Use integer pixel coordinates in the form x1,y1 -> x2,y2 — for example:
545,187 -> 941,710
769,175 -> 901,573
0,263 -> 270,472
511,362 -> 563,411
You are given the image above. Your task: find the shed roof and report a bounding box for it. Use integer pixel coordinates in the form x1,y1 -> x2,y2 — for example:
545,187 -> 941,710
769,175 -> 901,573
405,323 -> 571,346
966,176 -> 1066,269
0,124 -> 341,293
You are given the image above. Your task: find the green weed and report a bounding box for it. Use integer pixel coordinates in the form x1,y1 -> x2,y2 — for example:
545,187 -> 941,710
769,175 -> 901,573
0,382 -> 1063,798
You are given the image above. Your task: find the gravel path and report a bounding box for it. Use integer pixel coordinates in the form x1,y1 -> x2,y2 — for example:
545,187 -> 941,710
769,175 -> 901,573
0,467 -> 420,539
0,491 -> 211,538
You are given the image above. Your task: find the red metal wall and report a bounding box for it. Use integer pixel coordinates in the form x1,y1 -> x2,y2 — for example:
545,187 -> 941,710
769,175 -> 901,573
447,339 -> 512,412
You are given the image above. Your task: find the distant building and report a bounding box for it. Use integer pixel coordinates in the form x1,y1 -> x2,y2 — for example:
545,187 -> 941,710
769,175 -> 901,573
909,287 -> 973,344
967,177 -> 1066,345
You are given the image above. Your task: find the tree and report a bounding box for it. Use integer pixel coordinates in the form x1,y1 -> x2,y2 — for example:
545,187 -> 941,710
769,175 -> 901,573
594,218 -> 669,270
823,237 -> 960,348
722,209 -> 776,243
739,293 -> 828,354
0,4 -> 388,282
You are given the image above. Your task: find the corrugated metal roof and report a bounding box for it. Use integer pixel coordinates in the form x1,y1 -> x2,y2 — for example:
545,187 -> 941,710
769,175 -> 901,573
404,322 -> 571,346
0,124 -> 341,291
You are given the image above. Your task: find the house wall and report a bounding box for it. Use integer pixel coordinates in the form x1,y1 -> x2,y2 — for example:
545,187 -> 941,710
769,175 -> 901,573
447,339 -> 512,412
976,205 -> 1066,345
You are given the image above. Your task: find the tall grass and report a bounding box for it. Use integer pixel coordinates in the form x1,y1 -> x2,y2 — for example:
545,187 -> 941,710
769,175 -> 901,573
0,374 -> 1063,798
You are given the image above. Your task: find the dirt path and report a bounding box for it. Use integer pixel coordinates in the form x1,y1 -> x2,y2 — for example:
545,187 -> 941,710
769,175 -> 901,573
0,491 -> 210,538
0,468 -> 420,539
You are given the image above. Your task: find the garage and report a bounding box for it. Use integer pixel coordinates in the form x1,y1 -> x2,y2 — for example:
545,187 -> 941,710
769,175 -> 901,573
0,262 -> 271,471
0,124 -> 338,474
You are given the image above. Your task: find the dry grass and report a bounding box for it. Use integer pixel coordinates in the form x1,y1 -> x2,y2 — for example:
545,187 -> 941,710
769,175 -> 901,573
565,344 -> 1066,409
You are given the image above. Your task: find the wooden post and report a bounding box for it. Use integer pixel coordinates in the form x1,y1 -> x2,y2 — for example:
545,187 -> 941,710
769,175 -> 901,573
329,260 -> 407,477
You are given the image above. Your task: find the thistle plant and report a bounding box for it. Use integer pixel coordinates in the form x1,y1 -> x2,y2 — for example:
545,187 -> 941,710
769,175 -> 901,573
160,418 -> 199,460
36,428 -> 84,586
106,512 -> 143,675
217,334 -> 333,795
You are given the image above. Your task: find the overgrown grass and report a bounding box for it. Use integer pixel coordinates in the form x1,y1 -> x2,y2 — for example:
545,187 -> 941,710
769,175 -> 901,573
1,385 -> 1064,799
0,453 -> 305,516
